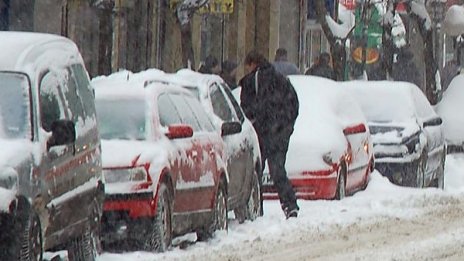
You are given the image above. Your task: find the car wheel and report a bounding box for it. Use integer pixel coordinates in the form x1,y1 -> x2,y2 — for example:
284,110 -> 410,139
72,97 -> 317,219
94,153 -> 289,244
245,169 -> 262,221
197,181 -> 228,241
431,152 -> 445,189
144,183 -> 172,252
67,224 -> 98,261
335,163 -> 346,200
18,211 -> 42,261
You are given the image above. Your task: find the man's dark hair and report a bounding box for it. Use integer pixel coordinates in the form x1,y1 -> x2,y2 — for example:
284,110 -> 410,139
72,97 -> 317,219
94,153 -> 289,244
205,55 -> 219,68
275,48 -> 288,61
245,50 -> 268,66
319,52 -> 331,65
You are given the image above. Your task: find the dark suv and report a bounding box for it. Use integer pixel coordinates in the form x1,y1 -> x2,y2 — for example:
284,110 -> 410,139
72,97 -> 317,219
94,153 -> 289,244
0,32 -> 104,260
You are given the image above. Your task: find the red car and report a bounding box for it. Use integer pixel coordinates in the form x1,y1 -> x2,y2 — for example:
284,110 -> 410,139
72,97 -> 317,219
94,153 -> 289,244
94,77 -> 235,251
262,76 -> 374,200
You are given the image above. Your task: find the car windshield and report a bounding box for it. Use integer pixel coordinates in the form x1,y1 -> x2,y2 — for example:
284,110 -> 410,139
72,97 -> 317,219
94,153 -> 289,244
350,89 -> 415,123
96,99 -> 146,140
0,72 -> 31,139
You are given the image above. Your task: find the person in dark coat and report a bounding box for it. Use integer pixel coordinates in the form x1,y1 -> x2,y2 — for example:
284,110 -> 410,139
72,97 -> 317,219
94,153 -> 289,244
198,55 -> 221,74
391,48 -> 422,88
272,48 -> 300,77
220,60 -> 239,90
305,52 -> 336,80
239,50 -> 299,219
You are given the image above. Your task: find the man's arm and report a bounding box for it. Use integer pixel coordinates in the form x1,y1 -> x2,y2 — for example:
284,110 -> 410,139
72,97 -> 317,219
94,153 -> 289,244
239,75 -> 256,122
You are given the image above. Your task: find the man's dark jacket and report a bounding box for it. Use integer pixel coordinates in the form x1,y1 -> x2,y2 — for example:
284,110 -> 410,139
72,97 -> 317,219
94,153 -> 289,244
239,62 -> 299,153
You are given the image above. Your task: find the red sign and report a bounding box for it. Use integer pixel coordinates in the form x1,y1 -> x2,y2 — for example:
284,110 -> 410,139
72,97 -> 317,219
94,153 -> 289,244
340,0 -> 356,10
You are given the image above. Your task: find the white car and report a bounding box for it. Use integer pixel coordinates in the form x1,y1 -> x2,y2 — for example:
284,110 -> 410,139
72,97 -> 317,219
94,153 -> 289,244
147,69 -> 263,222
344,81 -> 446,188
436,74 -> 464,153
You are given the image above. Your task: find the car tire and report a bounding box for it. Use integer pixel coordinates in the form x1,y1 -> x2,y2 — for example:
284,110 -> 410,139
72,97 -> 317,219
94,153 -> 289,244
335,163 -> 346,200
431,152 -> 445,189
18,211 -> 42,261
245,168 -> 262,221
67,224 -> 98,261
197,180 -> 228,241
144,183 -> 172,252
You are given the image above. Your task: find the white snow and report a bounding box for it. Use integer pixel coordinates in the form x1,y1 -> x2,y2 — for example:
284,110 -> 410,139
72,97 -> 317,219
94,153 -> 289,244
97,156 -> 464,260
0,187 -> 16,212
286,76 -> 367,174
444,5 -> 464,36
410,0 -> 432,30
436,75 -> 464,146
326,14 -> 352,39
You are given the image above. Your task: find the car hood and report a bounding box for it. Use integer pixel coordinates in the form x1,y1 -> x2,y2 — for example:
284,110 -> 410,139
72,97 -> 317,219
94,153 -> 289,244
368,121 -> 420,145
101,139 -> 170,169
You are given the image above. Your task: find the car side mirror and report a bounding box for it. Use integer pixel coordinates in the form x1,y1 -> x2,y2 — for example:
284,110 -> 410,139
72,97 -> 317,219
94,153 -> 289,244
166,124 -> 193,139
423,117 -> 443,128
343,123 -> 367,135
221,121 -> 242,136
47,120 -> 76,150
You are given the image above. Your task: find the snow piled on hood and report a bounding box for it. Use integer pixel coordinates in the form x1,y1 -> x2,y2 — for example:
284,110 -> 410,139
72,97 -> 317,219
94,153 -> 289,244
101,140 -> 169,169
286,76 -> 365,173
444,5 -> 464,36
436,75 -> 464,145
369,121 -> 420,144
342,81 -> 416,123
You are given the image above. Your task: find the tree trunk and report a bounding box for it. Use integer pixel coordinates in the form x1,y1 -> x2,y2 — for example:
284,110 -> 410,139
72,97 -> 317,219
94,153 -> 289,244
381,0 -> 395,78
314,0 -> 346,80
407,3 -> 439,104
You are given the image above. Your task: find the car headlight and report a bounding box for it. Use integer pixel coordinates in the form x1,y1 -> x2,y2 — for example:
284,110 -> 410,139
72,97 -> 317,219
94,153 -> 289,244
103,167 -> 148,184
0,168 -> 18,190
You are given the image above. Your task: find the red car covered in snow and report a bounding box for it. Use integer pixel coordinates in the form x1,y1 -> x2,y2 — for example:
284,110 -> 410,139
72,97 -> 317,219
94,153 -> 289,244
262,76 -> 374,200
94,75 -> 236,251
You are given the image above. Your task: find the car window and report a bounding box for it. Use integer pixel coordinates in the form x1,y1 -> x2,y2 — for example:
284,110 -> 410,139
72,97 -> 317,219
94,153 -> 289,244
221,83 -> 245,123
39,72 -> 68,132
158,93 -> 182,127
70,64 -> 97,120
210,83 -> 237,122
168,93 -> 201,131
183,94 -> 215,132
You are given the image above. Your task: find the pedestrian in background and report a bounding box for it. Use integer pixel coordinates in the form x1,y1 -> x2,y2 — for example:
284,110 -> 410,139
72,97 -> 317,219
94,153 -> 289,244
305,52 -> 336,80
220,60 -> 239,90
239,50 -> 300,219
391,48 -> 422,89
272,48 -> 300,77
198,55 -> 221,74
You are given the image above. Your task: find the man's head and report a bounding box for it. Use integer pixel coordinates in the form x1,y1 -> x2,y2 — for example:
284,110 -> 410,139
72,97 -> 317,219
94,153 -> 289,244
275,48 -> 288,62
318,52 -> 331,65
205,55 -> 221,74
244,50 -> 267,74
222,60 -> 238,77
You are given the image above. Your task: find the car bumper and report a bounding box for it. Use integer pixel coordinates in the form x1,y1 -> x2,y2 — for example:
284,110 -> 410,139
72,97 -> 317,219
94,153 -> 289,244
375,160 -> 420,186
102,192 -> 155,243
263,171 -> 338,200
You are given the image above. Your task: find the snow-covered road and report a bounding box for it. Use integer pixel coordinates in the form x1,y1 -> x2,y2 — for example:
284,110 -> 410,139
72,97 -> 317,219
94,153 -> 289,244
97,154 -> 464,261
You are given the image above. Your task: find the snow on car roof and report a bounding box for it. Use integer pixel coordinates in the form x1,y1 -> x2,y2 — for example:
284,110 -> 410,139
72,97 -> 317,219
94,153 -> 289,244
342,81 -> 418,123
287,75 -> 365,172
0,32 -> 80,71
436,74 -> 464,144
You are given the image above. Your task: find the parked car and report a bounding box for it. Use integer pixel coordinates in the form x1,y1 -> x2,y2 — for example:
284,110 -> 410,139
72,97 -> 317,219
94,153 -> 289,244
0,32 -> 104,260
436,74 -> 464,153
94,75 -> 231,252
242,75 -> 374,200
172,69 -> 263,221
344,81 -> 446,188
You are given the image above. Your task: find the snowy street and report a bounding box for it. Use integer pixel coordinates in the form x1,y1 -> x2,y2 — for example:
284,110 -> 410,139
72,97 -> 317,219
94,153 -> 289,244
97,154 -> 464,261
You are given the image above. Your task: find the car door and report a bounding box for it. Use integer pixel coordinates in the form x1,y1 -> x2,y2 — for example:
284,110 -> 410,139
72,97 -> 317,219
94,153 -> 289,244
209,83 -> 249,204
169,92 -> 215,212
411,88 -> 445,183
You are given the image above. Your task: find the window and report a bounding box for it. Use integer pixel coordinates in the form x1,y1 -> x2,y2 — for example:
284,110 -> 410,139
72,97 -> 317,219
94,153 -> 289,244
221,83 -> 245,123
70,64 -> 96,120
39,72 -> 67,132
210,83 -> 236,122
169,93 -> 201,131
183,94 -> 215,132
158,94 -> 182,127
